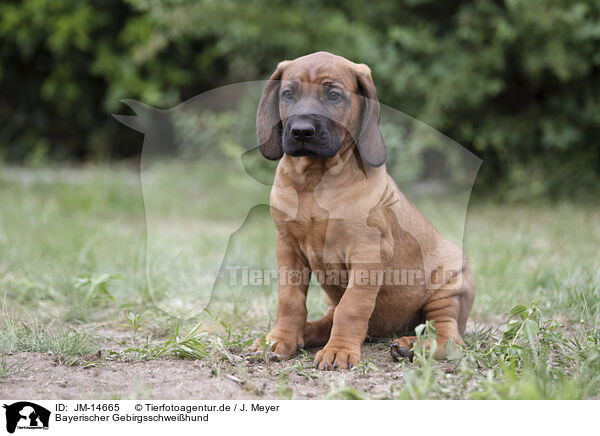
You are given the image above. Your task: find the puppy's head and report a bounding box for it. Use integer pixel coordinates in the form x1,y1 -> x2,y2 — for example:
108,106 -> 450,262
256,52 -> 385,166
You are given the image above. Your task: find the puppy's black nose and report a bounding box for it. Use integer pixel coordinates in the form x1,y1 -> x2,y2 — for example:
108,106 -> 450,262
291,120 -> 315,140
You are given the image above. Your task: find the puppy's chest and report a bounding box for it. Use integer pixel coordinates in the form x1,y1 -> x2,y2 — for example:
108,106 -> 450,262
276,192 -> 363,266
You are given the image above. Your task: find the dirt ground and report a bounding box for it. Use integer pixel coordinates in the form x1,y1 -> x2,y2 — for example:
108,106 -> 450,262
0,340 -> 454,400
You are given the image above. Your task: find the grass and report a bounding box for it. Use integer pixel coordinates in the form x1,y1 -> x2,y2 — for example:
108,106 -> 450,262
110,315 -> 209,361
0,318 -> 98,366
0,355 -> 21,379
0,162 -> 599,398
390,306 -> 600,399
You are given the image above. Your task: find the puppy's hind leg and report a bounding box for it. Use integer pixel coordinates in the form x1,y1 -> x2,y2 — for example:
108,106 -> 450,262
391,266 -> 475,360
303,306 -> 334,348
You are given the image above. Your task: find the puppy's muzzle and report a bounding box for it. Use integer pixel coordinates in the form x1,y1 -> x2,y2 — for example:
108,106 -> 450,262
283,114 -> 342,158
290,118 -> 316,141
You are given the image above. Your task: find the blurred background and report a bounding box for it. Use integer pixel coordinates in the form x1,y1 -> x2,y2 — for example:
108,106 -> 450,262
1,0 -> 599,199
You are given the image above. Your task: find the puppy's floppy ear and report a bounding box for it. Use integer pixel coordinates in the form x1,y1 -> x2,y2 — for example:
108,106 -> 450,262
355,65 -> 386,166
257,61 -> 289,160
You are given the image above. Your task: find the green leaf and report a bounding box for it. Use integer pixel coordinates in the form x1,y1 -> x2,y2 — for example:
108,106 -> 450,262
509,305 -> 528,318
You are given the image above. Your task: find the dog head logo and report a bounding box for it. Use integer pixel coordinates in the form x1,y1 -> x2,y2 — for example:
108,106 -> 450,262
3,402 -> 50,434
114,67 -> 481,319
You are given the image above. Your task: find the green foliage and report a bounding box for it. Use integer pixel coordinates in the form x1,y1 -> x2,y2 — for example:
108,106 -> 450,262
353,356 -> 378,376
394,303 -> 600,399
0,319 -> 98,366
1,0 -> 599,198
324,380 -> 371,400
115,314 -> 210,360
123,311 -> 144,346
74,273 -> 123,304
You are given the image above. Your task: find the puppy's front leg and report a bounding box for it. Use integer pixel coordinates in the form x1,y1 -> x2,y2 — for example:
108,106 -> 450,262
251,233 -> 309,359
314,269 -> 380,370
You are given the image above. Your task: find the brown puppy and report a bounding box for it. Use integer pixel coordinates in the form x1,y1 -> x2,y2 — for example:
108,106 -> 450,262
250,52 -> 475,369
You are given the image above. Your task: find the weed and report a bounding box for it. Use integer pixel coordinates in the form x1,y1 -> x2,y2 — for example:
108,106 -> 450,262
122,311 -> 144,347
354,356 -> 378,376
112,314 -> 209,361
277,373 -> 294,399
323,379 -> 370,400
392,303 -> 600,399
74,274 -> 123,305
0,319 -> 97,366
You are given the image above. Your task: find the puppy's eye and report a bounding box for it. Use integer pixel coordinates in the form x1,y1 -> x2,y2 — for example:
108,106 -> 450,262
327,91 -> 342,102
282,90 -> 293,100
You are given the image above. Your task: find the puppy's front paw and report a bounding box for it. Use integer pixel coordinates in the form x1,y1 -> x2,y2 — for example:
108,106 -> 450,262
248,332 -> 300,360
313,343 -> 360,370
